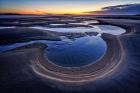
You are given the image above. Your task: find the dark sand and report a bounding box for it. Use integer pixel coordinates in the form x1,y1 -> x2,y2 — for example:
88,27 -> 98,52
0,18 -> 140,93
0,27 -> 98,44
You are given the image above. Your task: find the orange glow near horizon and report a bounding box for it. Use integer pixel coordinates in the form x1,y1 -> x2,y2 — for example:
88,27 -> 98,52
0,0 -> 140,15
0,10 -> 92,15
0,9 -> 98,15
0,6 -> 102,15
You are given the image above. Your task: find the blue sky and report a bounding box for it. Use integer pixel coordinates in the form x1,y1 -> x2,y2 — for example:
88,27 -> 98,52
0,0 -> 140,14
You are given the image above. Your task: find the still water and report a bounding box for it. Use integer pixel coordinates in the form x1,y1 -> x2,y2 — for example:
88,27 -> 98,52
45,36 -> 107,67
30,25 -> 125,35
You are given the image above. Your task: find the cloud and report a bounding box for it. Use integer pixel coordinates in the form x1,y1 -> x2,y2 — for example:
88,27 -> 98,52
86,4 -> 140,15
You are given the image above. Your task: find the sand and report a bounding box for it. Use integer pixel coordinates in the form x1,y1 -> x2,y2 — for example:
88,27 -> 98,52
0,18 -> 140,93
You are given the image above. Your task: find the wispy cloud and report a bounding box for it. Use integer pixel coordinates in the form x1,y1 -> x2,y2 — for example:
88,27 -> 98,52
86,4 -> 140,15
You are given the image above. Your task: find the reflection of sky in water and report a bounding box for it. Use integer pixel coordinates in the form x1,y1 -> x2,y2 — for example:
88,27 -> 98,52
0,24 -> 124,67
0,36 -> 107,67
0,27 -> 16,29
93,25 -> 126,35
69,20 -> 99,25
45,36 -> 107,67
29,25 -> 125,35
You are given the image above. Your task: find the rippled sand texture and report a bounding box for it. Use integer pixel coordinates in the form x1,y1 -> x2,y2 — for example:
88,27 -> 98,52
0,16 -> 140,93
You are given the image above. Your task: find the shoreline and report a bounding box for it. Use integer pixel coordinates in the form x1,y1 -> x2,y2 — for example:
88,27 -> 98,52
31,33 -> 124,84
0,29 -> 126,86
0,18 -> 139,92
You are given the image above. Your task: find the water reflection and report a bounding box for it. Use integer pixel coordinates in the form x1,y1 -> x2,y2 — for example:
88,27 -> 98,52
30,25 -> 125,35
45,36 -> 107,67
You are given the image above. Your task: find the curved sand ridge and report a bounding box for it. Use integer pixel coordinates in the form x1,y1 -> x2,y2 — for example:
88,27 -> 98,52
2,32 -> 125,85
31,34 -> 124,85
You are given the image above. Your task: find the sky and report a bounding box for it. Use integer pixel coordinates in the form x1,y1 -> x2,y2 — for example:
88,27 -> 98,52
0,0 -> 140,15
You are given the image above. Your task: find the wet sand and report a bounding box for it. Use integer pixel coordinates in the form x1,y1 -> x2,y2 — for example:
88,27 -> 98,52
0,18 -> 140,93
0,27 -> 98,44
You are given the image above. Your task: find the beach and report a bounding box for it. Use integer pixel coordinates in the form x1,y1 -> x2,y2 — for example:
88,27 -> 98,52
0,17 -> 140,93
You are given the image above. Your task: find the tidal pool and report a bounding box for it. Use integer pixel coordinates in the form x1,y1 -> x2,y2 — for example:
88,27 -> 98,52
30,25 -> 125,35
0,35 -> 107,67
45,36 -> 107,67
0,24 -> 125,67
